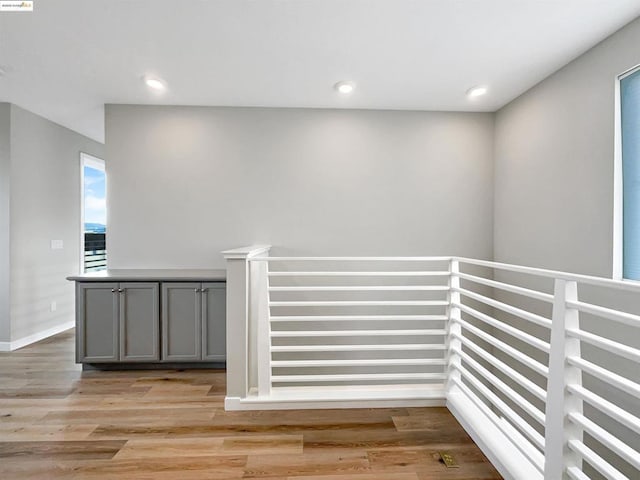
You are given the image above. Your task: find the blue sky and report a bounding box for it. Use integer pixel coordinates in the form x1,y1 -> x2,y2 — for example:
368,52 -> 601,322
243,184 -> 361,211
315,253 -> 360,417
84,165 -> 106,226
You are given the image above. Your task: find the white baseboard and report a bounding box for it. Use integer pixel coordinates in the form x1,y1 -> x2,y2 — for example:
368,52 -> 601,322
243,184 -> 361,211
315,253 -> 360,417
225,385 -> 446,411
0,321 -> 74,352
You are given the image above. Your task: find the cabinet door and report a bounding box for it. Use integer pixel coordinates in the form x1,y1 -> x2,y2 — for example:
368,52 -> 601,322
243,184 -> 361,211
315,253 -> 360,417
77,282 -> 119,362
201,282 -> 226,361
119,282 -> 160,362
162,283 -> 201,361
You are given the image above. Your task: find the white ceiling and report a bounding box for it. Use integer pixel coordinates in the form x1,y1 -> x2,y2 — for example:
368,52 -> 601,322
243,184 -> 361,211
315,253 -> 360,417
1,0 -> 640,143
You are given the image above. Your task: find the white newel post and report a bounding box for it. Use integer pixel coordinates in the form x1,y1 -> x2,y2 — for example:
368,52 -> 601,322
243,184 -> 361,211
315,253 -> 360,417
544,279 -> 582,479
222,245 -> 271,409
446,259 -> 462,394
255,259 -> 272,397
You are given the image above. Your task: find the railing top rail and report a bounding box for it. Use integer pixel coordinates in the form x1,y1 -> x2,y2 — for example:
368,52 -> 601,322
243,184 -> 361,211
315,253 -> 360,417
239,250 -> 640,292
250,256 -> 453,262
455,257 -> 640,293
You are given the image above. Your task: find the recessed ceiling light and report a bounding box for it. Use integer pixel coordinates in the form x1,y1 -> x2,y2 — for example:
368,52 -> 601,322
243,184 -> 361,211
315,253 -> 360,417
334,81 -> 355,95
467,85 -> 488,98
143,75 -> 167,91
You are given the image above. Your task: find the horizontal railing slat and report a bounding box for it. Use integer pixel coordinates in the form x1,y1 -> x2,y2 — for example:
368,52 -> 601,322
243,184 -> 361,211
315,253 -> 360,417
567,440 -> 630,480
455,271 -> 554,303
269,285 -> 448,292
454,287 -> 552,329
271,358 -> 446,367
567,384 -> 640,437
566,300 -> 640,328
270,300 -> 448,307
453,316 -> 549,377
568,412 -> 640,470
453,347 -> 546,425
454,302 -> 551,353
270,344 -> 446,352
272,373 -> 447,382
567,356 -> 640,398
566,328 -> 640,363
268,271 -> 450,277
270,314 -> 447,322
452,332 -> 547,402
566,466 -> 591,480
271,329 -> 447,337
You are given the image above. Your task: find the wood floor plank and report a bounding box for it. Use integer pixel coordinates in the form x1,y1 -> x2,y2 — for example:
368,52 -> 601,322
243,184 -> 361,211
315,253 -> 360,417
112,437 -> 225,459
143,385 -> 213,397
286,474 -> 420,480
114,434 -> 303,459
0,459 -> 77,479
0,424 -> 98,441
0,440 -> 126,460
38,407 -> 216,425
243,452 -> 371,478
0,387 -> 77,399
302,428 -> 473,451
65,455 -> 248,479
222,434 -> 303,455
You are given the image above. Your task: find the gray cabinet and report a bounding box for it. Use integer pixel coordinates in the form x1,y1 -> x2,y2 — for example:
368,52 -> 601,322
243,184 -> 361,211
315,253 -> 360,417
202,283 -> 226,361
119,283 -> 160,361
77,283 -> 119,362
162,282 -> 226,362
76,282 -> 159,362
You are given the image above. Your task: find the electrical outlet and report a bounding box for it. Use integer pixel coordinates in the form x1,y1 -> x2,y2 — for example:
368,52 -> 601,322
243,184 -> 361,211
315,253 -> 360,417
50,239 -> 63,250
50,301 -> 57,312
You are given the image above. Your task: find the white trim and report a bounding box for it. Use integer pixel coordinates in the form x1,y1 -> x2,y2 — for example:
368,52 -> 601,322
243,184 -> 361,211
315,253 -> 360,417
615,64 -> 640,280
0,321 -> 74,352
613,72 -> 623,279
221,245 -> 271,259
225,384 -> 445,410
81,152 -> 104,172
225,397 -> 445,411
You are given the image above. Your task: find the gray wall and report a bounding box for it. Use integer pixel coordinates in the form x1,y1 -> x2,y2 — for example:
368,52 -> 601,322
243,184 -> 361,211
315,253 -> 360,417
0,104 -> 10,344
7,105 -> 104,342
106,105 -> 494,268
494,16 -> 640,277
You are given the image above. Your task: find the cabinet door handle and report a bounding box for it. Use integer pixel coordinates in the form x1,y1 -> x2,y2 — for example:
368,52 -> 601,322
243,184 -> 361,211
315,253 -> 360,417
118,288 -> 124,293
201,288 -> 208,293
194,288 -> 200,293
111,288 -> 116,293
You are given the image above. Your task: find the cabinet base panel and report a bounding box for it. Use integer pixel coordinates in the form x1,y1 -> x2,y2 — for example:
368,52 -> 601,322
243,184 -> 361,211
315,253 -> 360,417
82,362 -> 226,371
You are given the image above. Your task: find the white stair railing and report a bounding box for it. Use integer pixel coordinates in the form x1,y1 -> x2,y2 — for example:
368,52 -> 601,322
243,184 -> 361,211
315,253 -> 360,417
223,247 -> 640,480
254,255 -> 452,402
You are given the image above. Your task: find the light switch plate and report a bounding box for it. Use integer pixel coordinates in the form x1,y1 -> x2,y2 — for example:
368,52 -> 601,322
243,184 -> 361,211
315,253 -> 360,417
50,239 -> 63,250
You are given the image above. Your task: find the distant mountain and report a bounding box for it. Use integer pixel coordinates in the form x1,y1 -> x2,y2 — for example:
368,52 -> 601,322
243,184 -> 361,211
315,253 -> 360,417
84,223 -> 106,233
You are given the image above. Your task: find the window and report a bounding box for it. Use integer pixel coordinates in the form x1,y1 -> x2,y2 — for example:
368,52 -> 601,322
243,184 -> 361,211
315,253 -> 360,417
80,153 -> 107,272
620,66 -> 640,280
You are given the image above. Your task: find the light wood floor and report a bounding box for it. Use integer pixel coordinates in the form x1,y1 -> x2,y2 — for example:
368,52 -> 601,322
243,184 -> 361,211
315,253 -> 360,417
0,329 -> 502,479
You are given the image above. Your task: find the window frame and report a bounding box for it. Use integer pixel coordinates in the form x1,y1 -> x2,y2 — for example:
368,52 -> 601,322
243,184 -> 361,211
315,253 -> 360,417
614,63 -> 640,282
